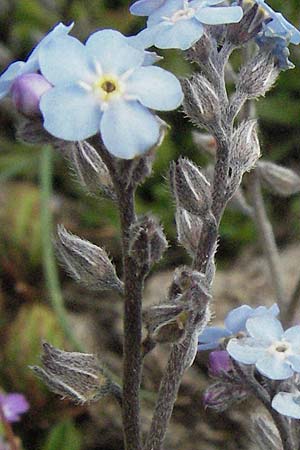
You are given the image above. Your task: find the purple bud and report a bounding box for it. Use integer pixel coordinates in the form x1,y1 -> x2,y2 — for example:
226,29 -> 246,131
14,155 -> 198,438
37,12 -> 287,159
11,73 -> 51,117
208,350 -> 232,377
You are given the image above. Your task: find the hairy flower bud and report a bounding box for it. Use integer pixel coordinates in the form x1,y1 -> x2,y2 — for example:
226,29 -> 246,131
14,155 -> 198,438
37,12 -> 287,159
203,381 -> 247,411
55,225 -> 123,292
236,52 -> 279,100
184,33 -> 213,65
11,73 -> 52,117
129,215 -> 168,270
257,161 -> 300,196
208,350 -> 233,377
170,158 -> 212,217
67,141 -> 116,200
143,303 -> 188,344
181,75 -> 220,129
17,117 -> 70,148
31,342 -> 119,404
227,120 -> 261,197
227,1 -> 266,45
175,208 -> 202,257
252,415 -> 282,450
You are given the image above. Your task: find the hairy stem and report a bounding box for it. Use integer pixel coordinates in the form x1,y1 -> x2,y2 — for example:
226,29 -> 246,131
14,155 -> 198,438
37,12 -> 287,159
248,171 -> 285,306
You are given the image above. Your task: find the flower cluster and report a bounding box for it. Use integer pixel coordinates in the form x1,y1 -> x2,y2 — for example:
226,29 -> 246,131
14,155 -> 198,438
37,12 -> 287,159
199,303 -> 300,419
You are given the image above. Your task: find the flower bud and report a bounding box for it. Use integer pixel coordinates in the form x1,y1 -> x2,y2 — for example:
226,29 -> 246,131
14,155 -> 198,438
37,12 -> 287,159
236,52 -> 279,100
203,381 -> 247,411
227,120 -> 260,197
170,158 -> 212,217
227,1 -> 267,45
252,415 -> 282,450
143,303 -> 188,344
55,225 -> 123,292
208,350 -> 232,377
68,141 -> 116,200
257,161 -> 300,197
129,215 -> 168,270
181,75 -> 220,128
175,208 -> 202,257
11,73 -> 51,117
31,342 -> 119,404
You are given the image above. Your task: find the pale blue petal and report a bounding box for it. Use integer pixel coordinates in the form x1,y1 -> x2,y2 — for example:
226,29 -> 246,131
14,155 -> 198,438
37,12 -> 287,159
39,36 -> 91,85
127,28 -> 158,50
142,51 -> 163,65
196,6 -> 243,25
0,61 -> 25,99
267,303 -> 280,317
130,0 -> 166,16
100,100 -> 161,159
246,316 -> 283,342
283,325 -> 300,346
198,326 -> 231,344
224,305 -> 252,333
126,66 -> 183,110
147,0 -> 185,27
40,85 -> 102,141
153,19 -> 204,50
287,355 -> 300,372
28,22 -> 74,61
272,392 -> 300,419
256,355 -> 293,380
227,338 -> 266,364
198,342 -> 220,351
86,30 -> 144,75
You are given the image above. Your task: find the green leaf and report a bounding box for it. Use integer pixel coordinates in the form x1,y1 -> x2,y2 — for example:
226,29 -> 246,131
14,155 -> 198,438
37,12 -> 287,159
42,420 -> 82,450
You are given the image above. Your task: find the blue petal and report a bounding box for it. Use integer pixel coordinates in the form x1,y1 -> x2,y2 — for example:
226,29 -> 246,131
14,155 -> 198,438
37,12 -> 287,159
256,355 -> 293,380
28,22 -> 74,61
40,85 -> 102,141
195,6 -> 243,25
130,0 -> 166,16
246,316 -> 283,342
86,30 -> 144,76
0,61 -> 25,99
224,305 -> 252,333
126,66 -> 183,110
227,337 -> 266,364
153,19 -> 204,50
272,392 -> 300,419
147,0 -> 185,27
198,326 -> 231,344
39,36 -> 91,85
287,355 -> 300,372
283,325 -> 300,347
100,100 -> 161,159
197,342 -> 220,351
127,28 -> 158,50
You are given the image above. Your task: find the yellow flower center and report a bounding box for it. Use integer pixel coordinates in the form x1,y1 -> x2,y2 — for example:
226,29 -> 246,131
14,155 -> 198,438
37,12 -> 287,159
93,74 -> 123,102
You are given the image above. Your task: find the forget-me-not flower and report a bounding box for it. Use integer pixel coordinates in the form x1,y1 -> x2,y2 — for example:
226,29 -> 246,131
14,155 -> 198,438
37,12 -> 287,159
38,29 -> 183,159
130,0 -> 168,16
272,391 -> 300,419
253,0 -> 300,70
227,315 -> 300,380
0,393 -> 29,423
0,22 -> 73,100
130,0 -> 243,50
198,303 -> 279,351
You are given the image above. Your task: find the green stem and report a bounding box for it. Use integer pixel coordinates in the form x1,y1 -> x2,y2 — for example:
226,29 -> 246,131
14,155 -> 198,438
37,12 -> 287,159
40,145 -> 83,352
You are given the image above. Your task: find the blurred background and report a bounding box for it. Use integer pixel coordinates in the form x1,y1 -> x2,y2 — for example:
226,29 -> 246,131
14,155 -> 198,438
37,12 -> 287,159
0,0 -> 299,449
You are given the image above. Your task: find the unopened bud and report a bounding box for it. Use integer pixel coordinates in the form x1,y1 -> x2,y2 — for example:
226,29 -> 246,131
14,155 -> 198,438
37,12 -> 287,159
175,208 -> 202,257
11,73 -> 51,117
129,216 -> 168,270
227,120 -> 260,196
130,147 -> 157,186
208,350 -> 233,377
68,141 -> 116,200
55,225 -> 123,292
17,117 -> 72,150
184,33 -> 213,65
203,381 -> 247,411
31,342 -> 119,404
170,158 -> 212,217
143,303 -> 188,344
257,161 -> 300,196
236,52 -> 279,99
227,1 -> 266,45
181,75 -> 220,128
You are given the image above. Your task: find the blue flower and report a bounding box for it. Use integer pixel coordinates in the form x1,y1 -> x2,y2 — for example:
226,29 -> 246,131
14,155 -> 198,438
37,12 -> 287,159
0,22 -> 73,100
130,0 -> 243,50
38,30 -> 183,159
253,0 -> 300,70
272,391 -> 300,419
130,0 -> 168,16
227,316 -> 300,380
198,304 -> 279,351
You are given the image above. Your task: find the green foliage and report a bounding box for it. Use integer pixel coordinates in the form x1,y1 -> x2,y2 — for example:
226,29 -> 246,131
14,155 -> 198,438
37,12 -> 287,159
42,420 -> 82,450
